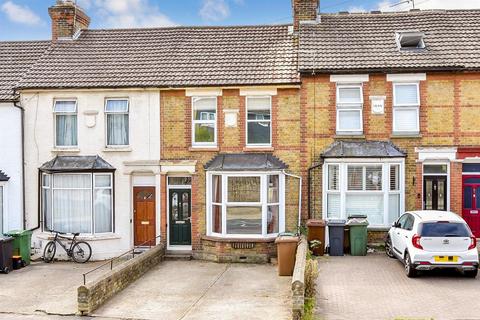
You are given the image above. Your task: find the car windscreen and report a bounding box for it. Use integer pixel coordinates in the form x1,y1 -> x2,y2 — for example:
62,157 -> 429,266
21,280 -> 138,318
420,222 -> 470,237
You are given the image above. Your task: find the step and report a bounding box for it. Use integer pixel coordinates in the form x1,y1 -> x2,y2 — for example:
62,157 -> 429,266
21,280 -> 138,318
164,250 -> 193,261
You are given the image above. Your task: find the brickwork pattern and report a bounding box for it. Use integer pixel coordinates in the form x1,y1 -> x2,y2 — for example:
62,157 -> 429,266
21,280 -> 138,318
48,3 -> 90,41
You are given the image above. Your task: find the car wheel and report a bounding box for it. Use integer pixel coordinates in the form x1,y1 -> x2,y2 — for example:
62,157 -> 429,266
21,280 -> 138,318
404,252 -> 417,278
385,236 -> 395,259
464,269 -> 478,278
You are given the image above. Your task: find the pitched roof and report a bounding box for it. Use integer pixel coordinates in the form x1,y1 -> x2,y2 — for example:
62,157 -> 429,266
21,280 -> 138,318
321,141 -> 406,158
18,25 -> 299,90
0,170 -> 9,181
40,155 -> 115,172
205,153 -> 288,171
0,41 -> 50,101
299,9 -> 480,73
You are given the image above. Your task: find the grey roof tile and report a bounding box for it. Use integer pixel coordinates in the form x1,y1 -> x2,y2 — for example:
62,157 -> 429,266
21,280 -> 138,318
0,41 -> 51,101
40,155 -> 115,172
18,25 -> 299,89
0,170 -> 9,181
299,10 -> 480,73
205,153 -> 288,171
321,141 -> 406,158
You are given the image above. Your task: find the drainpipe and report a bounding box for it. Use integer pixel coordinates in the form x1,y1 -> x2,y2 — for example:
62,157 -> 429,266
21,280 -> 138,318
282,170 -> 302,232
12,91 -> 27,230
307,162 -> 323,220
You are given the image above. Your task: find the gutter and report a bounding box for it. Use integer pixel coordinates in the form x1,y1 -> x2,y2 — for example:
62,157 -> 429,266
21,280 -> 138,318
282,170 -> 302,232
12,91 -> 28,230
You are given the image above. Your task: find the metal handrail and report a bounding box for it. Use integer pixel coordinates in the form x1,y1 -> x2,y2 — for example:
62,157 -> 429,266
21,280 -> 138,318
81,235 -> 162,285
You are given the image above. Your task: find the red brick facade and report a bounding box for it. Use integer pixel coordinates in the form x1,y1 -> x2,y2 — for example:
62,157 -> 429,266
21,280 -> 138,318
48,2 -> 90,41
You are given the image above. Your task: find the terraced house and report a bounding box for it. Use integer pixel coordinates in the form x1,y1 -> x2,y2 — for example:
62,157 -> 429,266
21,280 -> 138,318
3,0 -> 480,261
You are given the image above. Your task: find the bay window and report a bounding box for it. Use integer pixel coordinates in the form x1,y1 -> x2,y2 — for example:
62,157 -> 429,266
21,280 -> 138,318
105,99 -> 129,146
246,96 -> 272,146
208,173 -> 284,237
42,173 -> 113,234
324,161 -> 404,227
54,100 -> 78,147
336,85 -> 363,134
192,97 -> 217,146
393,83 -> 420,134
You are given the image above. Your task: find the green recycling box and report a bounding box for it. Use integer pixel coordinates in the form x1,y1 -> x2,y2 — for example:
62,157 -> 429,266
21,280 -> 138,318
346,216 -> 369,256
4,230 -> 33,265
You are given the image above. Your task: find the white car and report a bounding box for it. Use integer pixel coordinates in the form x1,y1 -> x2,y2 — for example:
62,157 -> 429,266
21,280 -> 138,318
385,210 -> 479,278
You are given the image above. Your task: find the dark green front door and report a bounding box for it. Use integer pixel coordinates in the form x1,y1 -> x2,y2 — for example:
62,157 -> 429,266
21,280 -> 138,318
169,189 -> 192,246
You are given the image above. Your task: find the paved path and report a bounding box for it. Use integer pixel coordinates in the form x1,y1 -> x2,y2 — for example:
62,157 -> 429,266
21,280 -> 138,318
315,253 -> 480,320
93,260 -> 292,320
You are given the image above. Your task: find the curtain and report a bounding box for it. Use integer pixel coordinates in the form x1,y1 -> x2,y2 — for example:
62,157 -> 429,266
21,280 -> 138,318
212,175 -> 222,233
107,113 -> 129,145
53,174 -> 92,233
56,114 -> 77,146
0,186 -> 3,233
94,189 -> 112,233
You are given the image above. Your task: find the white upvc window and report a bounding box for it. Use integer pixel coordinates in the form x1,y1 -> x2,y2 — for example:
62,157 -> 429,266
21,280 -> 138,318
0,184 -> 4,233
324,160 -> 404,227
192,96 -> 217,146
246,96 -> 272,146
53,100 -> 78,147
105,99 -> 129,147
336,84 -> 363,134
41,172 -> 113,235
207,172 -> 285,238
393,83 -> 420,134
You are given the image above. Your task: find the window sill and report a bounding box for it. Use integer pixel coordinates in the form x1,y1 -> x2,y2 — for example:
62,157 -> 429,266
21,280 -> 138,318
202,235 -> 277,243
37,232 -> 120,241
390,133 -> 422,139
334,134 -> 365,139
51,148 -> 80,153
189,146 -> 219,152
243,147 -> 274,152
103,147 -> 132,152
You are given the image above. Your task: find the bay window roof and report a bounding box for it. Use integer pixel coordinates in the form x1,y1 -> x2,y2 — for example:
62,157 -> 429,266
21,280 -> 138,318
40,155 -> 115,173
0,170 -> 9,181
205,153 -> 287,171
321,141 -> 406,159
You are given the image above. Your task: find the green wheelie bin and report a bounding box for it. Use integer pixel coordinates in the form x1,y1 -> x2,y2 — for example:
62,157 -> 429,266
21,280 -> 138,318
4,230 -> 33,266
346,215 -> 369,256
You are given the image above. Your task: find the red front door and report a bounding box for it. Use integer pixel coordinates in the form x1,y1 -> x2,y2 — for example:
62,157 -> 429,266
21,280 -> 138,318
462,176 -> 480,237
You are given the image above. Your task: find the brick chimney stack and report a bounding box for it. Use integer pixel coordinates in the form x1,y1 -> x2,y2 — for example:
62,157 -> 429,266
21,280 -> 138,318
292,0 -> 320,32
48,0 -> 90,41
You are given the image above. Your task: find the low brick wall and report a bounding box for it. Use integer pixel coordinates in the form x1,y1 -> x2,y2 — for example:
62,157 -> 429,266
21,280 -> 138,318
77,244 -> 165,315
292,237 -> 307,320
193,236 -> 276,263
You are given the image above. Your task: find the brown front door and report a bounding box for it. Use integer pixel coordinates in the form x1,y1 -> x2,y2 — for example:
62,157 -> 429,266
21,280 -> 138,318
133,187 -> 156,246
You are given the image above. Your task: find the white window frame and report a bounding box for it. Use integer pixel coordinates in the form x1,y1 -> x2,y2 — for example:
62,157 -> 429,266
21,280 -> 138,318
336,84 -> 364,134
392,82 -> 420,134
41,172 -> 114,235
53,99 -> 78,148
0,182 -> 6,234
323,159 -> 405,228
105,98 -> 130,148
246,96 -> 272,147
191,96 -> 217,147
206,171 -> 285,238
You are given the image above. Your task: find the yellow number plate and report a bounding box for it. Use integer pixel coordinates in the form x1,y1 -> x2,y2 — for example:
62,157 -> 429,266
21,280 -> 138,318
434,256 -> 458,263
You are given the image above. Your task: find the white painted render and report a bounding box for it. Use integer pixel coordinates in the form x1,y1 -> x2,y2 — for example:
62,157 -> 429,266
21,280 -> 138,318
0,102 -> 24,233
21,90 -> 161,260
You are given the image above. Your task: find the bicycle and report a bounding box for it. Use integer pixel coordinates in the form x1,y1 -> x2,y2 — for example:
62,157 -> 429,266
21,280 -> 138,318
43,231 -> 92,263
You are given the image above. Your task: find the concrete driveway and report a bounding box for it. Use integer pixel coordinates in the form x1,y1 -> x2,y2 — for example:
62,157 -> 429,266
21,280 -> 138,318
0,260 -> 102,317
315,253 -> 480,320
93,260 -> 292,320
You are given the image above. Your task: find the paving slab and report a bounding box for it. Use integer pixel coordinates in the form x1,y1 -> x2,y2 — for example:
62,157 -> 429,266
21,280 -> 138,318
93,260 -> 292,320
316,253 -> 480,320
0,261 -> 103,316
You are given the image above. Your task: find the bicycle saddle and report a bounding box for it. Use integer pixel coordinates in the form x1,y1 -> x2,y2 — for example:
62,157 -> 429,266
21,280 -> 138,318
72,232 -> 80,236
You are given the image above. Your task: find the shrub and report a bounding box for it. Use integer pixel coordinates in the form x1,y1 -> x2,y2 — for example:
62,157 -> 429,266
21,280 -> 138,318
305,258 -> 319,299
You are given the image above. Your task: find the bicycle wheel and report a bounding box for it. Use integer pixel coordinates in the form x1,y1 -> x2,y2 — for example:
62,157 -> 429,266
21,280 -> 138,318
43,241 -> 56,263
71,241 -> 92,263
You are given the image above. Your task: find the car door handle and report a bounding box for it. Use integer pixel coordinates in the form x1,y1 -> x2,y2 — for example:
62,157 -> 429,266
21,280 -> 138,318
396,232 -> 400,235
405,235 -> 408,238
